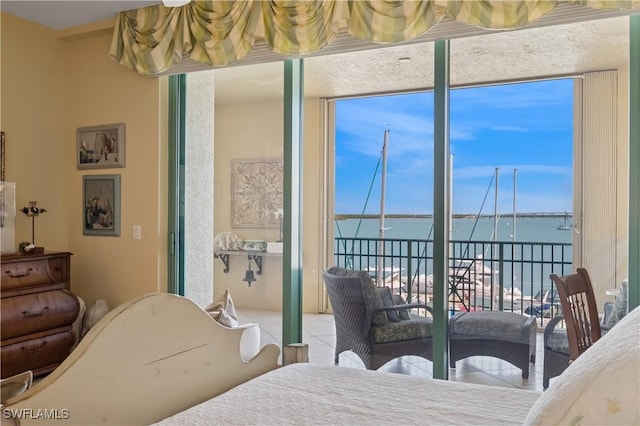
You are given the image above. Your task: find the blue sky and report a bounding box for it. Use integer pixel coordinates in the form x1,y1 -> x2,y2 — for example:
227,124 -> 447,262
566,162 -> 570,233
335,79 -> 574,215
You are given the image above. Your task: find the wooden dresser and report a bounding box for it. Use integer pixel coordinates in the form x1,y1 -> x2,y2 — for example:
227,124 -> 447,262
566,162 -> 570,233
1,251 -> 80,379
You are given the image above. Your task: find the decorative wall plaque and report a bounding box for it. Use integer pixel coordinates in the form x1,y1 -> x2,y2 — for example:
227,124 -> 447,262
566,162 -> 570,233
231,158 -> 283,228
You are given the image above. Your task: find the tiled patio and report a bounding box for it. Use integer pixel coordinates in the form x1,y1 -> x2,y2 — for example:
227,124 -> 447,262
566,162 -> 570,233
237,308 -> 547,392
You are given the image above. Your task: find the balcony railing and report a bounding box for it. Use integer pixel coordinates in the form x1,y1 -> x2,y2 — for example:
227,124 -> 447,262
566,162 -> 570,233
333,237 -> 572,326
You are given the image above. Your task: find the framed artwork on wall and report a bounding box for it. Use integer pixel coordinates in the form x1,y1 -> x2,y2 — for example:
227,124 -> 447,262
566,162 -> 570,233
77,123 -> 125,169
83,174 -> 121,237
1,131 -> 5,181
231,158 -> 283,228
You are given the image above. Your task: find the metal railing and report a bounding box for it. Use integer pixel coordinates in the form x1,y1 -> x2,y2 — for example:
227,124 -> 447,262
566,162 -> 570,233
334,237 -> 572,326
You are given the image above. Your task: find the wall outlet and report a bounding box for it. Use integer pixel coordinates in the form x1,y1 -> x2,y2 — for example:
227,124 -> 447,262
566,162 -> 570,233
133,225 -> 141,240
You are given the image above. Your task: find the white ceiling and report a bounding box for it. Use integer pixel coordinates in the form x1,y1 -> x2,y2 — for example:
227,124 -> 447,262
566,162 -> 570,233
0,1 -> 162,30
1,1 -> 637,104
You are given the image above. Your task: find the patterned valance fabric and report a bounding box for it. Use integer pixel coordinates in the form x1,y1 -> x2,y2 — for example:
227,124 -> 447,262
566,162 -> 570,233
109,0 -> 640,75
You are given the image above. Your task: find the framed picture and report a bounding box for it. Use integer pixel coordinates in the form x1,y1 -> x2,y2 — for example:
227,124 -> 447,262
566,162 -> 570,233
231,158 -> 283,228
77,123 -> 125,169
1,131 -> 5,181
83,174 -> 121,236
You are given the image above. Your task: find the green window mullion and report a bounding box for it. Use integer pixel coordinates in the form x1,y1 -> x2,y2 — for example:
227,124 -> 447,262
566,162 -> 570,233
282,59 -> 304,347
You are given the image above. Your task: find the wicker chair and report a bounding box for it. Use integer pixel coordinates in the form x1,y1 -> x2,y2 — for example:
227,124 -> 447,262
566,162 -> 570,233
542,315 -> 570,389
322,267 -> 434,370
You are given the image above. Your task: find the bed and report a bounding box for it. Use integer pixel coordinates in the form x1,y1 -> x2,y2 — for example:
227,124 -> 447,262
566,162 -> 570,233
2,293 -> 639,425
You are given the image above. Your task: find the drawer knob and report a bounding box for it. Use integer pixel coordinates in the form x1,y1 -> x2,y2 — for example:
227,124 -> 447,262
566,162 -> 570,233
22,306 -> 50,317
5,268 -> 33,278
22,342 -> 48,354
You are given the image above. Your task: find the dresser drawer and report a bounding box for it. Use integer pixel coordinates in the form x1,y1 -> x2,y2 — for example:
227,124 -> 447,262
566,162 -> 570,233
1,256 -> 69,291
1,331 -> 75,378
0,291 -> 79,340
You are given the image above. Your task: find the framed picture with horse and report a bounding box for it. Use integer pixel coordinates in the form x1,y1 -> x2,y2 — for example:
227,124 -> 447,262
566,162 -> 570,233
83,174 -> 121,237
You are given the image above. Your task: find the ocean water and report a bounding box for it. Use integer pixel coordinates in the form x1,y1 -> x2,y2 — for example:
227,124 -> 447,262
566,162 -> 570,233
334,216 -> 573,243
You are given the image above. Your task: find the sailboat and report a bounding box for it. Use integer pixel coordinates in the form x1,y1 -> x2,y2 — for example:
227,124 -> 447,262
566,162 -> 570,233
558,212 -> 572,230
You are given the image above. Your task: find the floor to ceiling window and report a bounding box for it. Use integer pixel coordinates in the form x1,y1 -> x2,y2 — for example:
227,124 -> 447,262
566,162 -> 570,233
331,78 -> 575,313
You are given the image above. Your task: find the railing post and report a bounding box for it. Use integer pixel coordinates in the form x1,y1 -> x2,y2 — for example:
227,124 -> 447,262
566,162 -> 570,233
498,243 -> 504,311
407,242 -> 413,303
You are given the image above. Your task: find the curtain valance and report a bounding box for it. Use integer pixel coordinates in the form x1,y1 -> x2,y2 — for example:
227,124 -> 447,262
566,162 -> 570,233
109,0 -> 640,75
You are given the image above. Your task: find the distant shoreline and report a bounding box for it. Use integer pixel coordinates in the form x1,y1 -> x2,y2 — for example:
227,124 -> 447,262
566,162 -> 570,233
335,212 -> 572,220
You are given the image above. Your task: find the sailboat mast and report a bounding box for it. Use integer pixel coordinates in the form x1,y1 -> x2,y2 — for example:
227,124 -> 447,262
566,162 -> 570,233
513,168 -> 517,241
449,154 -> 454,241
377,129 -> 389,285
494,167 -> 499,242
379,129 -> 389,240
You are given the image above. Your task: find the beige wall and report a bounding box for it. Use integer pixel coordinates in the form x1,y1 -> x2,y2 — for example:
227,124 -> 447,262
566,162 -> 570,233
1,14 -> 70,251
1,13 -> 168,308
213,98 -> 324,313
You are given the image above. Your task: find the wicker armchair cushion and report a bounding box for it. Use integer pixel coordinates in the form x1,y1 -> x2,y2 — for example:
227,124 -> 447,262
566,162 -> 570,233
372,317 -> 433,344
449,311 -> 532,341
377,286 -> 400,322
392,294 -> 411,320
546,328 -> 570,354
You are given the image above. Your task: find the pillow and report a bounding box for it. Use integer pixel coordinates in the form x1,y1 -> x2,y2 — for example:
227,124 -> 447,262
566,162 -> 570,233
81,299 -> 110,337
357,271 -> 389,326
608,279 -> 629,327
1,370 -> 33,404
205,289 -> 239,328
392,294 -> 411,320
376,286 -> 400,322
523,306 -> 640,425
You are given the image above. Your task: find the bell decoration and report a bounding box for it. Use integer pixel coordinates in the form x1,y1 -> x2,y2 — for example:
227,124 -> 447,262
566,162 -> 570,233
243,259 -> 256,287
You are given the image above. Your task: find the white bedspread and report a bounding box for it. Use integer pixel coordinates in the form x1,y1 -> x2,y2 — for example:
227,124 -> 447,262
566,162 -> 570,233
157,363 -> 540,425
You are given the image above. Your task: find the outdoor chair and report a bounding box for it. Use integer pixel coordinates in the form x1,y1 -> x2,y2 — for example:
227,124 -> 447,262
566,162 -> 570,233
322,266 -> 434,370
543,278 -> 628,388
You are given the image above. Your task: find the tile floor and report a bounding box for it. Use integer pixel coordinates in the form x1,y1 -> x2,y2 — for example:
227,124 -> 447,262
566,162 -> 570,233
237,308 -> 547,392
